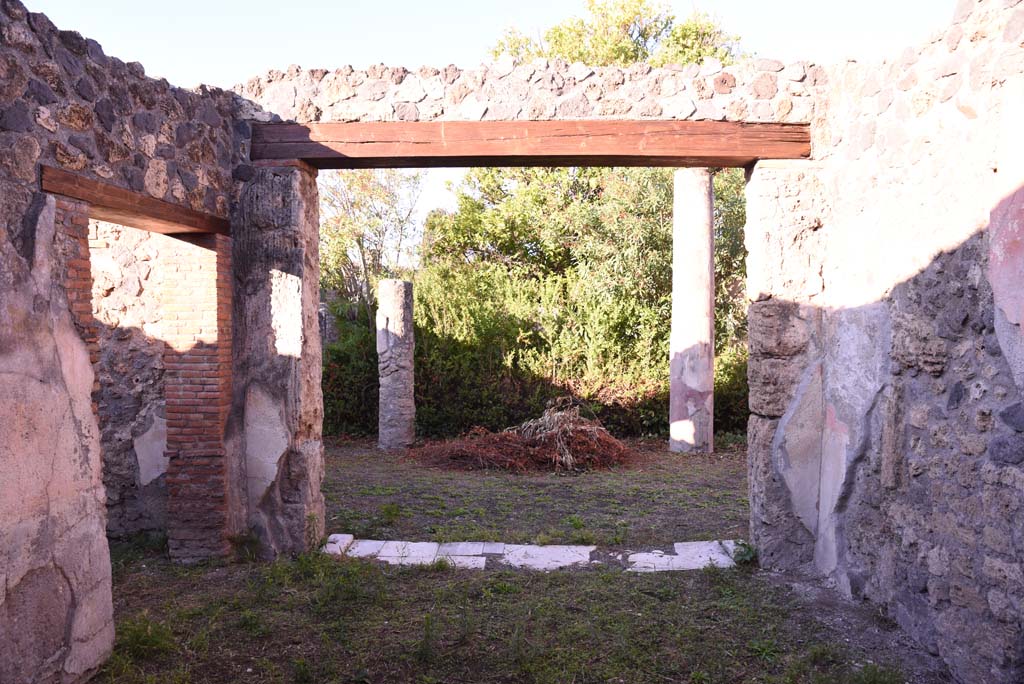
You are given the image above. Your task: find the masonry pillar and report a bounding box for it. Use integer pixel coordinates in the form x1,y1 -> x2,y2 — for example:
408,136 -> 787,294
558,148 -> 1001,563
670,168 -> 715,453
377,279 -> 415,449
232,162 -> 325,556
162,233 -> 234,562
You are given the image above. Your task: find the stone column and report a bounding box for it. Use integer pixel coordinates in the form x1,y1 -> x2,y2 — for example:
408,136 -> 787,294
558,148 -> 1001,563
376,279 -> 415,449
670,168 -> 715,453
231,161 -> 325,557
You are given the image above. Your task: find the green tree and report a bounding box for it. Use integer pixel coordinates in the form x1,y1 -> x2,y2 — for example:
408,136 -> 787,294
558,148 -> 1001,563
492,0 -> 738,67
319,169 -> 422,322
322,0 -> 750,438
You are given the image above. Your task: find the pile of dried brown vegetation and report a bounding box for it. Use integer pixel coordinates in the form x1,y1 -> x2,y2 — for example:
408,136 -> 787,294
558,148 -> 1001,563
410,399 -> 633,473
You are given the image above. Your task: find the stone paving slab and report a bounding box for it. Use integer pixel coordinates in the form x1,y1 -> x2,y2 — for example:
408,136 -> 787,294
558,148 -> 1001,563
345,540 -> 386,558
501,544 -> 596,570
441,555 -> 488,569
673,540 -> 737,567
326,535 -> 741,572
323,533 -> 355,555
438,541 -> 485,556
374,541 -> 440,566
627,541 -> 737,573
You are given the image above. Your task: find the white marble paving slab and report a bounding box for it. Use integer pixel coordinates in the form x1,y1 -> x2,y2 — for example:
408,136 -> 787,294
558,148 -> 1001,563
501,544 -> 596,570
323,533 -> 354,555
438,542 -> 485,556
673,540 -> 737,568
441,555 -> 488,569
332,534 -> 742,573
376,541 -> 439,561
627,541 -> 737,572
345,539 -> 386,558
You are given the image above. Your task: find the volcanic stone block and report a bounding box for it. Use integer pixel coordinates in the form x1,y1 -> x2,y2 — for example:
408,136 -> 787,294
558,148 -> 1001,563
377,279 -> 415,449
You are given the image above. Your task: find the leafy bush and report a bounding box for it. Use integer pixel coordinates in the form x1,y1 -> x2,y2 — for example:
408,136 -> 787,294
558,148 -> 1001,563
713,344 -> 750,435
321,167 -> 750,440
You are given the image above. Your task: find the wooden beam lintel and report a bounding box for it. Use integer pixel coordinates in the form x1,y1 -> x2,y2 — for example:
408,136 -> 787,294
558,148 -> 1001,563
251,120 -> 811,169
41,166 -> 230,236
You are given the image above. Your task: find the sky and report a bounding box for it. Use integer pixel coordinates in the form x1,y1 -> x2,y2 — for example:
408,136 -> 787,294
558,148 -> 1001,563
28,0 -> 956,218
30,0 -> 956,90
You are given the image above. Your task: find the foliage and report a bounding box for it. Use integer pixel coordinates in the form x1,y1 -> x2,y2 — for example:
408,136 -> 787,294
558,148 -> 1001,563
116,613 -> 178,660
323,166 -> 749,438
491,0 -> 739,67
322,302 -> 379,435
319,169 -> 422,310
320,1 -> 750,439
713,343 -> 749,435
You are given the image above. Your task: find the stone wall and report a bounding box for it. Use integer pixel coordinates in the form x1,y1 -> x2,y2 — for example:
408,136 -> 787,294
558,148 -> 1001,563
0,0 -> 248,677
89,221 -> 169,537
235,56 -> 823,124
745,1 -> 1024,681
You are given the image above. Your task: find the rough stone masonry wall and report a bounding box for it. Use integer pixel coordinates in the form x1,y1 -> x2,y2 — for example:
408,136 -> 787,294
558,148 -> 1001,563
235,54 -> 824,124
89,221 -> 170,538
0,0 -> 249,678
745,1 -> 1024,682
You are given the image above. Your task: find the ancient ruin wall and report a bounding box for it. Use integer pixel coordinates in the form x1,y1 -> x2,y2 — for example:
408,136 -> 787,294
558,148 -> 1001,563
235,55 -> 823,125
89,221 -> 172,537
745,1 -> 1024,681
0,0 -> 248,677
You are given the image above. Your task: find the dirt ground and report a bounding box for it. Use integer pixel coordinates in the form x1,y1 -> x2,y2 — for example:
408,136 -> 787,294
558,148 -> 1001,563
97,438 -> 953,684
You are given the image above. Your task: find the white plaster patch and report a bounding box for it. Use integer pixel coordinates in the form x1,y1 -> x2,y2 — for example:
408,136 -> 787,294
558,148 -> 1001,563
134,415 -> 168,487
500,544 -> 595,570
270,269 -> 303,358
243,385 -> 289,507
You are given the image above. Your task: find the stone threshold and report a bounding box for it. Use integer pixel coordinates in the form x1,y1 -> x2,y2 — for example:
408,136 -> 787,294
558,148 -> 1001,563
322,534 -> 740,572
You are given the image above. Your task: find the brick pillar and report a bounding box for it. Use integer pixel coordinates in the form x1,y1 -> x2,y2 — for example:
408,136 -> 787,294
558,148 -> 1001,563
55,198 -> 99,372
670,168 -> 715,453
162,234 -> 234,563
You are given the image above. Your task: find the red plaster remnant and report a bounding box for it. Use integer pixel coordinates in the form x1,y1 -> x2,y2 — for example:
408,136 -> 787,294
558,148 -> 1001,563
825,404 -> 850,438
989,187 -> 1024,326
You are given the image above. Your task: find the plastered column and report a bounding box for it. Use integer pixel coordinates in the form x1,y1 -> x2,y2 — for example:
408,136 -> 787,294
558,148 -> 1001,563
231,162 -> 325,556
377,280 -> 415,449
669,169 -> 715,453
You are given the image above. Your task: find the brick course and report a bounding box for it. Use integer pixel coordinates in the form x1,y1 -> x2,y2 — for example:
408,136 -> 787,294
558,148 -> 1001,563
160,233 -> 234,562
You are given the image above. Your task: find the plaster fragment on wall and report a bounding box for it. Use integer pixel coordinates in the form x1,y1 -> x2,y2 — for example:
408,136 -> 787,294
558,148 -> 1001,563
244,385 -> 288,506
134,415 -> 168,487
271,269 -> 303,359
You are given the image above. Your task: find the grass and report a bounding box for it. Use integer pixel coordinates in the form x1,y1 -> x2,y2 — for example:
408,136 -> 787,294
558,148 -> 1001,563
322,437 -> 749,549
97,437 -> 942,683
99,549 -> 921,684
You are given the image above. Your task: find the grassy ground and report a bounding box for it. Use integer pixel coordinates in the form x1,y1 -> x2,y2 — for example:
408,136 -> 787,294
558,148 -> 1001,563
98,438 -> 951,684
322,437 -> 749,548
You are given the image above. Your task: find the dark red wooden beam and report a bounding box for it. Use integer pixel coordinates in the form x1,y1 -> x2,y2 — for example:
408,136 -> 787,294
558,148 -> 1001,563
250,120 -> 811,169
41,166 -> 230,236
